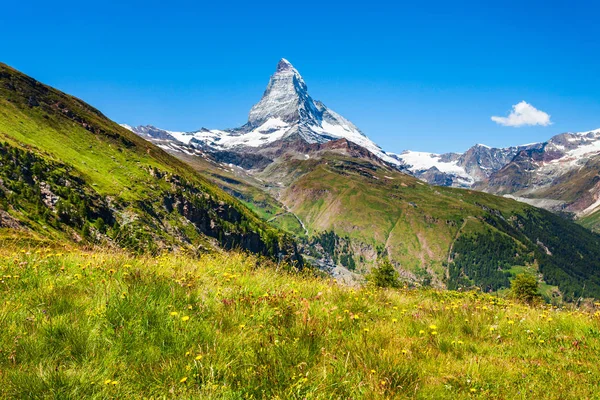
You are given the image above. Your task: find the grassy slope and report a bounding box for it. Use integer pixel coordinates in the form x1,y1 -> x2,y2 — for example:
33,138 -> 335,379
1,246 -> 600,399
256,152 -> 600,299
579,211 -> 600,232
0,62 -> 296,258
277,155 -> 525,269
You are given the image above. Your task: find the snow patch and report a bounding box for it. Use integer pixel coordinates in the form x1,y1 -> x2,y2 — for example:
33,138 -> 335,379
396,151 -> 470,178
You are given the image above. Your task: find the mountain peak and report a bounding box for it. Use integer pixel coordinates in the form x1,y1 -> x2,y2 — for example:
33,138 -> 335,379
126,58 -> 402,168
247,58 -> 316,127
276,58 -> 294,72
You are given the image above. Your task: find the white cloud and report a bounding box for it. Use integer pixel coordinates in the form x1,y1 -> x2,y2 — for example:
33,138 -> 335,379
491,101 -> 552,127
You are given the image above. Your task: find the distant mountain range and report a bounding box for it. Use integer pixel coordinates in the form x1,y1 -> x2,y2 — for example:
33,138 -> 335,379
391,143 -> 541,187
393,130 -> 600,226
121,59 -> 600,299
123,59 -> 600,232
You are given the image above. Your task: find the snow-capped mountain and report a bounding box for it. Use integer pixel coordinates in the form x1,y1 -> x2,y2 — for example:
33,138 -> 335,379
123,58 -> 401,167
389,143 -> 543,187
123,59 -> 600,224
478,129 -> 600,216
392,129 -> 600,217
484,129 -> 600,192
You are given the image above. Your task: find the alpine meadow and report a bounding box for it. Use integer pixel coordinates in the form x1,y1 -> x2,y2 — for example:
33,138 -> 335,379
3,1 -> 600,398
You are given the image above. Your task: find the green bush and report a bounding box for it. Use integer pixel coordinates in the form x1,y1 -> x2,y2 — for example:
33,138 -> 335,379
511,273 -> 541,304
368,258 -> 401,288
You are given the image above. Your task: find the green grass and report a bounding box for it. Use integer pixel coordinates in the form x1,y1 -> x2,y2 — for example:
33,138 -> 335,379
2,246 -> 600,399
579,210 -> 600,233
269,213 -> 307,237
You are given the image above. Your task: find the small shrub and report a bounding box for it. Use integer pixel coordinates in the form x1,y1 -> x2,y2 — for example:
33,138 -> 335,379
368,258 -> 401,288
511,273 -> 541,304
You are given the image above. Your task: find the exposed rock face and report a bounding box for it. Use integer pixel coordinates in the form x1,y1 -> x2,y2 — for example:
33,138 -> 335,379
0,210 -> 21,229
39,182 -> 59,209
247,59 -> 321,128
391,143 -> 542,188
458,144 -> 539,182
419,167 -> 454,186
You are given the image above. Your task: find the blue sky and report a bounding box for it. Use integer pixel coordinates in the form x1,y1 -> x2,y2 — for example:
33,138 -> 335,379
2,0 -> 600,153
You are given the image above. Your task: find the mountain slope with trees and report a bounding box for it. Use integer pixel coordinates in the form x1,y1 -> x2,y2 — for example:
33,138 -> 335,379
0,62 -> 299,261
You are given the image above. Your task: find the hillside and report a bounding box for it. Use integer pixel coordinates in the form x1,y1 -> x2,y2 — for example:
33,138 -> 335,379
1,246 -> 599,399
0,62 -> 299,261
140,131 -> 600,301
170,150 -> 307,236
247,140 -> 600,300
